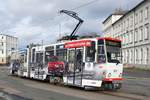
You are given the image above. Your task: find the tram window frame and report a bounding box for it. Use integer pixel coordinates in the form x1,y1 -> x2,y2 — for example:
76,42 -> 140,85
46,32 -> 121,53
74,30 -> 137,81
68,48 -> 83,73
56,44 -> 67,61
76,49 -> 83,72
31,48 -> 35,63
36,52 -> 44,63
45,46 -> 54,63
56,49 -> 67,61
85,41 -> 96,62
68,49 -> 75,62
105,40 -> 122,63
45,50 -> 54,63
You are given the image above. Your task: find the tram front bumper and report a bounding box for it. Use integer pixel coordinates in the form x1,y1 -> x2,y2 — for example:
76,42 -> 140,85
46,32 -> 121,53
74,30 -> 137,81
82,79 -> 102,87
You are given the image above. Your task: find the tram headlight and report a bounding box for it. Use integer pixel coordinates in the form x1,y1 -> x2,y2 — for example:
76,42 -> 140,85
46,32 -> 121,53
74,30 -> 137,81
108,73 -> 111,77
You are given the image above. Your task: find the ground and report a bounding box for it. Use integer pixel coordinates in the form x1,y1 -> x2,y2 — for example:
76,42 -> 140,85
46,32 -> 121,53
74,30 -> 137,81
0,66 -> 150,100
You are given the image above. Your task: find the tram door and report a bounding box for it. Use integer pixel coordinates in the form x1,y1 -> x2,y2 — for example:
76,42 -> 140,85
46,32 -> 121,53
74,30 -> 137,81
67,48 -> 83,86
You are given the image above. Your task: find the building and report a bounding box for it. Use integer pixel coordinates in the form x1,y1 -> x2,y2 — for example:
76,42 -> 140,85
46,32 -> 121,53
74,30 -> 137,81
103,0 -> 150,68
103,9 -> 127,37
0,34 -> 18,65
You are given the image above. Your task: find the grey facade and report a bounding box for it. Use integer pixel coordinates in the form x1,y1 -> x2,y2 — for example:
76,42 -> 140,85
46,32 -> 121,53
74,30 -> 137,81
103,0 -> 150,68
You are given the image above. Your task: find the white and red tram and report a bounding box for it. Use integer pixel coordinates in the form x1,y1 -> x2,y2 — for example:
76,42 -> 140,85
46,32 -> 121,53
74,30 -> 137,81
11,37 -> 123,90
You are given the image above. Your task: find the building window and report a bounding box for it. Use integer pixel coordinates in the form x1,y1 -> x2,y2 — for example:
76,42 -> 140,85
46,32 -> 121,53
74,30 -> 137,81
144,24 -> 149,40
121,23 -> 123,31
139,26 -> 143,41
130,30 -> 133,43
129,50 -> 131,63
130,50 -> 133,63
1,50 -> 3,54
135,49 -> 138,64
135,13 -> 138,24
145,7 -> 149,19
127,18 -> 129,28
126,32 -> 129,44
146,48 -> 149,64
130,16 -> 133,26
124,21 -> 126,30
2,58 -> 4,62
140,10 -> 143,22
128,32 -> 130,44
135,28 -> 138,42
141,48 -> 143,64
127,50 -> 129,63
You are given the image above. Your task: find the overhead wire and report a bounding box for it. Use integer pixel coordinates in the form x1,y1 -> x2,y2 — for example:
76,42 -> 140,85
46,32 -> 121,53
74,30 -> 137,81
57,0 -> 100,38
70,0 -> 100,11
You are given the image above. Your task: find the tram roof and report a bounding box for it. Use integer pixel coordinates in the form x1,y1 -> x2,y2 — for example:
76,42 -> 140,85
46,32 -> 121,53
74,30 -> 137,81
97,37 -> 121,42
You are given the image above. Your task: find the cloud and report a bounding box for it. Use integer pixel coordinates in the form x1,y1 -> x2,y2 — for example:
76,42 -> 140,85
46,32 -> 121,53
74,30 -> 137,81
0,0 -> 143,48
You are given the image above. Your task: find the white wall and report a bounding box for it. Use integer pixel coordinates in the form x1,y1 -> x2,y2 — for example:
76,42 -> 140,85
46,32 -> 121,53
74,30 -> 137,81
103,0 -> 150,67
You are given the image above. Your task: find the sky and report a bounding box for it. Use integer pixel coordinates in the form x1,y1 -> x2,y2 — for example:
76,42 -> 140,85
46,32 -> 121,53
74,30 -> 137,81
0,0 -> 143,48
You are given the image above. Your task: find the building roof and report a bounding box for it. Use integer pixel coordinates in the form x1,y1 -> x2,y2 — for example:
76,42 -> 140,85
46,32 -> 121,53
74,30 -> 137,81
0,34 -> 18,39
103,0 -> 148,24
112,0 -> 148,25
102,9 -> 127,24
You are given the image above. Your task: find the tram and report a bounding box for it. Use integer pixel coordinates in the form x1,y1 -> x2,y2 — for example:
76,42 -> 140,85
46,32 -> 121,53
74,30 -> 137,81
10,10 -> 123,90
10,37 -> 123,90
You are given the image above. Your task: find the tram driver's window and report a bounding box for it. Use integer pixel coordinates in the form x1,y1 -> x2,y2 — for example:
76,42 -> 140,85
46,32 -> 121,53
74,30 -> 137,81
86,42 -> 95,62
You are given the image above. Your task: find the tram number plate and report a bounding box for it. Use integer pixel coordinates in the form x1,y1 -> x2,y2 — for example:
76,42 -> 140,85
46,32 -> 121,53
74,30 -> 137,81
91,82 -> 96,84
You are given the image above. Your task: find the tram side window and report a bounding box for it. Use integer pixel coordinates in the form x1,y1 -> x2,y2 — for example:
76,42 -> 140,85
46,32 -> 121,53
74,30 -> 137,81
45,51 -> 54,63
36,53 -> 43,63
45,46 -> 54,63
56,49 -> 67,61
85,41 -> 95,62
32,49 -> 35,63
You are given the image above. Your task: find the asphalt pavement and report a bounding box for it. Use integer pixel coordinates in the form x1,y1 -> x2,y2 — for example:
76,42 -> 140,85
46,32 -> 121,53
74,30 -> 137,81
0,66 -> 150,100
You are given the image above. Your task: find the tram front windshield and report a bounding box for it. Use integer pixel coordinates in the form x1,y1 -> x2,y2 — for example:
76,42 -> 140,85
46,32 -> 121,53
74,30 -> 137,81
106,40 -> 122,63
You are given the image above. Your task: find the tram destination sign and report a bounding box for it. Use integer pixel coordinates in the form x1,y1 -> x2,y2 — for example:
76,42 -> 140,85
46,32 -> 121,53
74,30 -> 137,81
106,40 -> 121,47
65,40 -> 92,48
